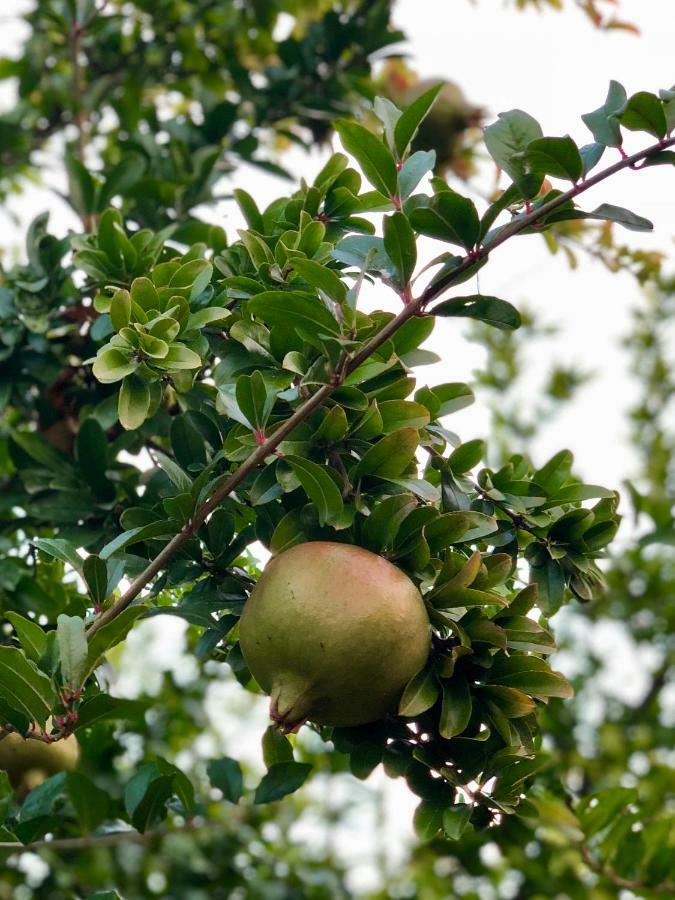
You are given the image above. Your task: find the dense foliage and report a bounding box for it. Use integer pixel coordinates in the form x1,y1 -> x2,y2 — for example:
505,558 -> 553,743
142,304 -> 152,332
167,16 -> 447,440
0,1 -> 673,897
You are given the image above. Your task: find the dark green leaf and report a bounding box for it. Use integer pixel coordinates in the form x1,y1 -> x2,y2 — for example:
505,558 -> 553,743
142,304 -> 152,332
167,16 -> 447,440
432,295 -> 521,330
207,757 -> 244,803
383,212 -> 417,287
335,120 -> 398,197
254,762 -> 312,804
394,83 -> 444,157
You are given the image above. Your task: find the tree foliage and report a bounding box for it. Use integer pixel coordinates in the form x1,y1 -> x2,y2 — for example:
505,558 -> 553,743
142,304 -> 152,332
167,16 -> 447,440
0,1 -> 673,897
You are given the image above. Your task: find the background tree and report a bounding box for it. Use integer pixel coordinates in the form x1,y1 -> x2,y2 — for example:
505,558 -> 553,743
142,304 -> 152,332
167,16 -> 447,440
0,1 -> 673,898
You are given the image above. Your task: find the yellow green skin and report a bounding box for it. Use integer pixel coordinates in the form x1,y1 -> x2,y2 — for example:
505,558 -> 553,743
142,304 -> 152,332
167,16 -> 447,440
239,541 -> 431,731
0,720 -> 79,796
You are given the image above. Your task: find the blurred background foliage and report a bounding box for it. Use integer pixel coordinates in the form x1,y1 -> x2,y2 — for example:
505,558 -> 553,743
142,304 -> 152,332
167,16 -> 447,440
0,0 -> 673,898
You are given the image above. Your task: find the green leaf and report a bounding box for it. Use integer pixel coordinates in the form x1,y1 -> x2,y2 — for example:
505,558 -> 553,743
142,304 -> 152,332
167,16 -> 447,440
529,557 -> 564,616
187,307 -> 230,331
170,259 -> 213,300
66,772 -> 109,831
284,455 -> 344,527
378,400 -> 430,433
383,212 -> 417,287
432,295 -> 521,330
66,156 -> 96,217
399,662 -> 440,716
291,258 -> 347,303
161,344 -> 202,370
520,136 -> 583,182
98,153 -> 146,208
480,685 -> 536,718
410,190 -> 480,250
439,676 -> 472,738
335,120 -> 398,197
443,803 -> 473,840
57,615 -> 88,688
448,439 -> 485,473
579,142 -> 605,177
500,616 -> 556,654
83,554 -> 109,606
75,416 -> 114,501
248,290 -> 341,336
76,694 -> 147,730
413,800 -> 446,841
118,375 -> 151,431
0,646 -> 56,727
92,348 -> 138,384
254,761 -> 312,804
262,726 -> 294,768
487,655 -> 573,700
484,109 -> 544,196
545,482 -> 615,505
32,538 -> 83,574
587,203 -> 653,232
619,91 -> 667,138
124,762 -> 174,832
99,521 -> 175,560
85,606 -> 148,676
233,188 -> 265,231
151,449 -> 193,492
207,757 -> 244,804
416,382 -> 474,418
577,787 -> 638,837
581,80 -> 627,148
351,428 -> 419,480
236,370 -> 274,432
374,95 -> 402,149
6,613 -> 47,662
349,742 -> 383,780
394,83 -> 444,157
109,289 -> 132,330
399,150 -> 436,199
130,276 -> 160,310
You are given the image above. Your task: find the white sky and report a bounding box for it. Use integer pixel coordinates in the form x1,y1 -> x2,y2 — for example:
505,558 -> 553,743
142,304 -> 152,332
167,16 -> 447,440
0,1 -> 672,892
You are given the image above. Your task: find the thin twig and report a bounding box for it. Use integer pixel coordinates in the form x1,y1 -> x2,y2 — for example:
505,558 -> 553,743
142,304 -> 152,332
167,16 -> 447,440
84,135 -> 675,640
69,18 -> 94,232
580,843 -> 675,895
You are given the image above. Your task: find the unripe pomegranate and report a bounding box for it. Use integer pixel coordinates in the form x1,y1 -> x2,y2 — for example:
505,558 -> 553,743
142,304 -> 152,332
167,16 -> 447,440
239,542 -> 430,731
0,718 -> 80,797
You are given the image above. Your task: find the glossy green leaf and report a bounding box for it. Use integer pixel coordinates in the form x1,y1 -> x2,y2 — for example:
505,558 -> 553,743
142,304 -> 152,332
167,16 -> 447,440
520,136 -> 583,182
351,428 -> 419,480
399,662 -> 440,716
383,212 -> 417,287
207,757 -> 244,804
254,761 -> 312,804
335,120 -> 398,197
619,91 -> 667,138
410,190 -> 480,250
285,455 -> 344,527
118,375 -> 151,431
0,646 -> 55,727
432,295 -> 521,330
57,615 -> 88,688
6,613 -> 47,663
581,80 -> 627,148
394,83 -> 444,157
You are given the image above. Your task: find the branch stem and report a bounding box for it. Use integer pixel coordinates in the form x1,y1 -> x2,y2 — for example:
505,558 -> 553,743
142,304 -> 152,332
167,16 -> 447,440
85,134 -> 674,639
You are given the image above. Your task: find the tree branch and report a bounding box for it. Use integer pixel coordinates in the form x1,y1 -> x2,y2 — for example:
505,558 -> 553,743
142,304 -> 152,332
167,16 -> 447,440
580,843 -> 675,895
69,18 -> 94,232
85,135 -> 675,640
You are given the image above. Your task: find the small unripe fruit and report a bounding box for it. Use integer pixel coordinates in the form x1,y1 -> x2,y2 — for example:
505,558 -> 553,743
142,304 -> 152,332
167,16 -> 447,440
239,541 -> 430,731
0,719 -> 80,797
